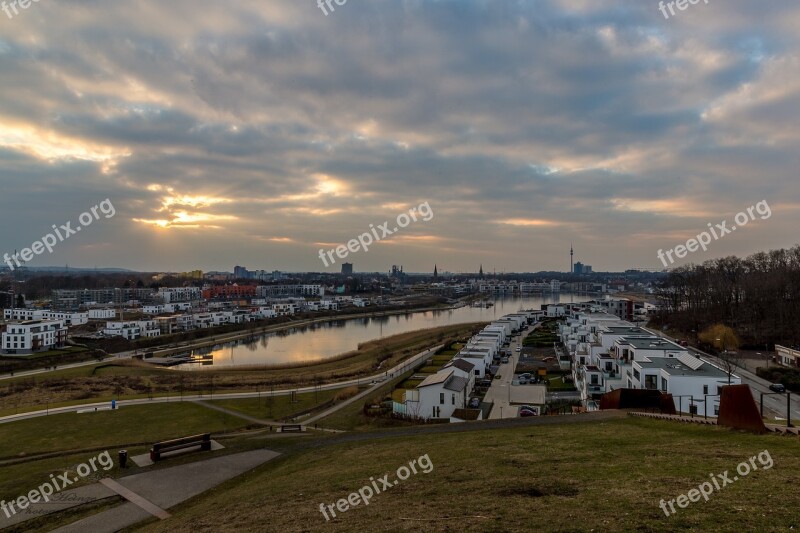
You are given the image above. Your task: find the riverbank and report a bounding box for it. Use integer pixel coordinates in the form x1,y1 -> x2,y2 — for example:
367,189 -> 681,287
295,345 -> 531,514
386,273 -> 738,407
0,322 -> 485,417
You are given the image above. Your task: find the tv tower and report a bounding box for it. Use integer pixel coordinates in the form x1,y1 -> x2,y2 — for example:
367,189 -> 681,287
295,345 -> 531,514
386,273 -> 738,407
570,243 -> 574,274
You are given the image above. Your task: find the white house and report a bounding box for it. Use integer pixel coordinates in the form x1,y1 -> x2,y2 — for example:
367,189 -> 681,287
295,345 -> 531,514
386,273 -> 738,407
408,369 -> 470,420
629,353 -> 740,416
1,319 -> 68,355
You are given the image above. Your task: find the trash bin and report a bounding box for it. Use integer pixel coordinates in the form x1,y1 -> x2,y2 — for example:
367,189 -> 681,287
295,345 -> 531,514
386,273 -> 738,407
119,450 -> 128,468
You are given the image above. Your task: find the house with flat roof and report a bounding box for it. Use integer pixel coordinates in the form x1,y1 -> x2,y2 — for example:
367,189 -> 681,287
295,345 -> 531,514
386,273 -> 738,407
630,353 -> 740,416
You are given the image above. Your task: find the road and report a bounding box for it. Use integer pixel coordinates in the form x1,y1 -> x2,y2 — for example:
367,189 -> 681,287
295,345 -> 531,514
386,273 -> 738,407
0,345 -> 442,426
484,322 -> 538,419
643,327 -> 800,421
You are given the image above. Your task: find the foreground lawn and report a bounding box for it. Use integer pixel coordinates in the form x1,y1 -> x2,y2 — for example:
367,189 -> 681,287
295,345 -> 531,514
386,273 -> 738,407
131,417 -> 800,532
0,402 -> 249,459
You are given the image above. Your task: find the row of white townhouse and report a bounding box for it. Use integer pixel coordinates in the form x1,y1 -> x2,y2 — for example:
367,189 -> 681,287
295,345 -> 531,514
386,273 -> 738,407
561,308 -> 740,416
399,311 -> 539,422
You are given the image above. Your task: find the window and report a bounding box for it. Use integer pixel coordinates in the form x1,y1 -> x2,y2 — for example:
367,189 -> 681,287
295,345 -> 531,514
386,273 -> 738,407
703,385 -> 709,395
439,393 -> 444,404
452,394 -> 455,405
633,369 -> 641,380
644,375 -> 658,390
590,374 -> 599,385
661,377 -> 668,392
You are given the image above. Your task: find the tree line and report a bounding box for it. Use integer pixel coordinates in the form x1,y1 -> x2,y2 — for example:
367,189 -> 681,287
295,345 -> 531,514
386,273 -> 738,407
653,245 -> 800,349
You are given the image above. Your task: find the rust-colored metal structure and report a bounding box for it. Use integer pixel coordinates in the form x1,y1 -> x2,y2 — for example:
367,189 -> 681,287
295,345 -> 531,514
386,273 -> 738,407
599,388 -> 677,414
717,384 -> 767,434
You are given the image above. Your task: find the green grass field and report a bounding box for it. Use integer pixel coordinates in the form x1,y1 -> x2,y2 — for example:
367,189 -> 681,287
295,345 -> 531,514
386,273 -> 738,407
0,402 -> 249,460
130,417 -> 800,532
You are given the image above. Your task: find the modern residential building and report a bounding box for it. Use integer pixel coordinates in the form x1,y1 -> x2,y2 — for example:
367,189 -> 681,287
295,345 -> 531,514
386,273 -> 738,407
103,320 -> 161,340
52,288 -> 157,308
3,309 -> 88,326
256,285 -> 325,298
629,352 -> 740,416
775,345 -> 800,368
158,287 -> 201,303
2,319 -> 68,355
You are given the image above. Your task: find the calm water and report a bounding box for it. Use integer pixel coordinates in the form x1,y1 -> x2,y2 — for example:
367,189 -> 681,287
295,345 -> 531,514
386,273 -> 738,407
176,294 -> 573,369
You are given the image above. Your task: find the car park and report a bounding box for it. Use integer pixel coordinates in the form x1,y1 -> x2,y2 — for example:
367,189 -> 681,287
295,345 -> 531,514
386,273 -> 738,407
769,383 -> 786,393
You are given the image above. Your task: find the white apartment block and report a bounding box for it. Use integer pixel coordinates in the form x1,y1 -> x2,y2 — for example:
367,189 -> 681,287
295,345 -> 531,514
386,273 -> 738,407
158,287 -> 201,303
88,309 -> 116,320
2,319 -> 68,355
103,320 -> 161,340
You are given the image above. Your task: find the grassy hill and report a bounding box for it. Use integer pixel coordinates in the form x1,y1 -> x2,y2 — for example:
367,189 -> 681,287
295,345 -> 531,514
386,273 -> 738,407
124,416 -> 800,532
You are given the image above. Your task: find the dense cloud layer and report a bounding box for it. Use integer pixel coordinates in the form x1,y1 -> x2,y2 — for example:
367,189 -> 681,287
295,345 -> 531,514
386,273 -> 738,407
0,0 -> 798,272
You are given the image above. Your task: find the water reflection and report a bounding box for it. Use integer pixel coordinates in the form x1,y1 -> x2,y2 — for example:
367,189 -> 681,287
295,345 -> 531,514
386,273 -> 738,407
175,295 -> 565,370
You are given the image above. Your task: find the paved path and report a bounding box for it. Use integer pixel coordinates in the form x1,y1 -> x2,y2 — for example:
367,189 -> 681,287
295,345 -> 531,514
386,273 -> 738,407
0,449 -> 280,532
485,323 -> 537,419
52,449 -> 280,533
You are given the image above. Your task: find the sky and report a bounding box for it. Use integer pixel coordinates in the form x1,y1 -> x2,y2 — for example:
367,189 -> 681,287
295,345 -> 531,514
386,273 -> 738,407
0,0 -> 798,274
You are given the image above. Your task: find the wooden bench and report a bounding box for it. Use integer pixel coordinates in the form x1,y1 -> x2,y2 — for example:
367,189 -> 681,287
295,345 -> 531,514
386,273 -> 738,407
150,433 -> 212,462
280,424 -> 303,433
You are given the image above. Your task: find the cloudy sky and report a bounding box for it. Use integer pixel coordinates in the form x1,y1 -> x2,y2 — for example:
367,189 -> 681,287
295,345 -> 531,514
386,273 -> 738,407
1,0 -> 798,274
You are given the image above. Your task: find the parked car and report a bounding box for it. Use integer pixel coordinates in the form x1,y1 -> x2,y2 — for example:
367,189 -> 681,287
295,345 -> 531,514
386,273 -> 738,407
518,378 -> 528,385
479,379 -> 492,388
469,397 -> 480,408
519,373 -> 532,380
519,408 -> 537,417
501,357 -> 509,364
515,347 -> 521,352
769,383 -> 786,393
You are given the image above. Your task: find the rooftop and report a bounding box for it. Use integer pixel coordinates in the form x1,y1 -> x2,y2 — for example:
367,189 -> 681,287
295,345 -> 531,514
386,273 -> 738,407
417,369 -> 454,388
444,375 -> 469,392
636,356 -> 731,379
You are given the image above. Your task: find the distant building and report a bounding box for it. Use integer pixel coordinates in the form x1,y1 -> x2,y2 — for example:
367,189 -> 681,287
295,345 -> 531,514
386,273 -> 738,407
341,262 -> 353,275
